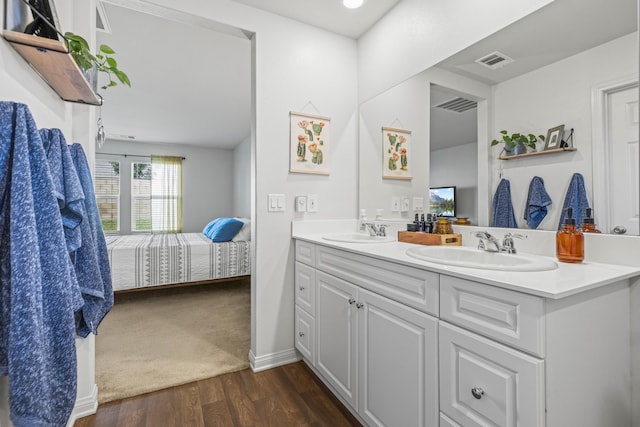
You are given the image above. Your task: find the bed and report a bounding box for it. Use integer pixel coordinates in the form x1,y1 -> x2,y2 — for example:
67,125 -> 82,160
105,233 -> 251,291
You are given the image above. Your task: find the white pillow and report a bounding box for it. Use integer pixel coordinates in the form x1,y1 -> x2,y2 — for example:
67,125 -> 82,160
232,218 -> 251,241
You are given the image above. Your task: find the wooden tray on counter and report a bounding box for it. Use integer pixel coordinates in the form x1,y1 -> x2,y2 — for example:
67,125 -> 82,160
397,231 -> 462,246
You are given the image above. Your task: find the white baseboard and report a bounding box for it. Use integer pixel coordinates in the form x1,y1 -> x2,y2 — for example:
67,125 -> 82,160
66,384 -> 98,427
249,348 -> 300,372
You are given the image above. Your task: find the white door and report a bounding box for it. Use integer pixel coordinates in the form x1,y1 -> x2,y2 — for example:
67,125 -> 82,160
315,271 -> 359,409
609,84 -> 639,235
358,288 -> 439,427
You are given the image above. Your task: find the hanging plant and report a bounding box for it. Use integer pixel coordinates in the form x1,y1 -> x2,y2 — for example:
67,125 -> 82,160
64,32 -> 131,90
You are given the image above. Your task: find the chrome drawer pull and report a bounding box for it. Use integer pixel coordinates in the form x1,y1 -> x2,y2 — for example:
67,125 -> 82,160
356,302 -> 364,309
471,387 -> 485,399
348,298 -> 356,305
298,331 -> 305,337
299,286 -> 305,291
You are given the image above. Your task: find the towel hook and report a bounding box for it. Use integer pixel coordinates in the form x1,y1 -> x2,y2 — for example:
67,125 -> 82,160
498,163 -> 504,179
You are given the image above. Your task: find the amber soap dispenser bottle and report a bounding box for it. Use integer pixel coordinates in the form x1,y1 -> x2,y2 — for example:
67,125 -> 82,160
581,208 -> 601,233
556,207 -> 584,263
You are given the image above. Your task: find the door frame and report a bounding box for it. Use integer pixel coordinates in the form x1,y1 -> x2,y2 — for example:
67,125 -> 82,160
591,74 -> 639,234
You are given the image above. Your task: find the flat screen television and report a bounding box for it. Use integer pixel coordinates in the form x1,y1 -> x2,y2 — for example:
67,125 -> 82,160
429,186 -> 456,217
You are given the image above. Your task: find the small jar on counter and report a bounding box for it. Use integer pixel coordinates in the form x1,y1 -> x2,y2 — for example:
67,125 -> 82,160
432,218 -> 453,234
453,217 -> 470,226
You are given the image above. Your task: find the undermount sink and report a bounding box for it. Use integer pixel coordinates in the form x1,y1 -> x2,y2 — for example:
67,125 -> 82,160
322,233 -> 395,243
405,245 -> 558,272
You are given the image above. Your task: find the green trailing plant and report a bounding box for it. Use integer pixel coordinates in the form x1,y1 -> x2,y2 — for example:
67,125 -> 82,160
491,130 -> 545,151
64,32 -> 131,90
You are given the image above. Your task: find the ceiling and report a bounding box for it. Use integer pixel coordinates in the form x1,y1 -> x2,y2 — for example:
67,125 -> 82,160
97,2 -> 252,148
97,0 -> 637,151
231,0 -> 401,39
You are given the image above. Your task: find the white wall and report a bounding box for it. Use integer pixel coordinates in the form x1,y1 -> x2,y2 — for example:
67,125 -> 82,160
490,32 -> 638,231
233,136 -> 251,218
431,142 -> 478,224
357,0 -> 553,102
97,140 -> 234,233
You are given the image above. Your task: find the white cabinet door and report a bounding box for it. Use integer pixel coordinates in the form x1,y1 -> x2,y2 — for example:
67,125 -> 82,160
316,270 -> 359,409
439,322 -> 545,427
295,306 -> 315,364
358,288 -> 438,427
295,261 -> 316,316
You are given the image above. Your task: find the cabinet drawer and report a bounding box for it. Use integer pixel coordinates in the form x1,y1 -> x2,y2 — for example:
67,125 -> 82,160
295,240 -> 316,266
439,322 -> 545,427
295,262 -> 315,316
316,245 -> 439,316
295,306 -> 315,365
440,275 -> 545,357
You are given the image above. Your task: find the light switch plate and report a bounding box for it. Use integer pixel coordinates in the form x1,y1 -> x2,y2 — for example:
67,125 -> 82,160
295,196 -> 307,212
401,197 -> 410,212
413,197 -> 424,211
307,194 -> 319,212
391,197 -> 401,212
268,194 -> 285,212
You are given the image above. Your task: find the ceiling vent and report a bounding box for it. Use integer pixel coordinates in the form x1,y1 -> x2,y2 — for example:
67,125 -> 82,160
434,97 -> 477,113
475,51 -> 514,70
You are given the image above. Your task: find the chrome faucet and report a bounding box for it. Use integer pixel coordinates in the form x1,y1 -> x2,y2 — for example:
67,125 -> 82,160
500,233 -> 525,254
474,231 -> 501,252
474,231 -> 526,253
361,223 -> 388,237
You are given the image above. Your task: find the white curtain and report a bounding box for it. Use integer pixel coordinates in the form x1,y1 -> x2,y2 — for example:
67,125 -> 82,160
151,155 -> 182,233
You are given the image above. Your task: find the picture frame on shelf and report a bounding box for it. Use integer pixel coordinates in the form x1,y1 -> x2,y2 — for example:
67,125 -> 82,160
382,126 -> 412,180
544,125 -> 564,150
289,111 -> 330,175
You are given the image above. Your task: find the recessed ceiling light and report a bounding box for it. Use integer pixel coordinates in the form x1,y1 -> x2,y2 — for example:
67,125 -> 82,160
342,0 -> 364,9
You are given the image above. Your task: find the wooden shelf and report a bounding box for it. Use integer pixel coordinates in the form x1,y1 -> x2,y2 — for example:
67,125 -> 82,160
498,147 -> 577,160
2,30 -> 101,106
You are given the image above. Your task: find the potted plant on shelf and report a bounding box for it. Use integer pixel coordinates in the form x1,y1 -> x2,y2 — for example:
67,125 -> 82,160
64,32 -> 131,91
491,130 -> 545,156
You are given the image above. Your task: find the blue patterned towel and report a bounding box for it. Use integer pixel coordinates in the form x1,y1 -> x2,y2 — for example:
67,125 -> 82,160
70,143 -> 114,337
557,173 -> 590,230
524,176 -> 552,229
491,178 -> 518,228
40,128 -> 85,253
0,101 -> 80,427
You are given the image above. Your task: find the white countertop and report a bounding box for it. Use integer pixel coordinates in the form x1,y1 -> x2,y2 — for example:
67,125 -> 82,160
292,233 -> 640,299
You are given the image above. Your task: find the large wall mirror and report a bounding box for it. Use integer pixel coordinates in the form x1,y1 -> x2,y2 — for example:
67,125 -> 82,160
359,0 -> 639,236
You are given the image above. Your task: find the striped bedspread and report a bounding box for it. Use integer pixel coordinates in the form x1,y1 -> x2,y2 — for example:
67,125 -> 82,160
105,233 -> 251,291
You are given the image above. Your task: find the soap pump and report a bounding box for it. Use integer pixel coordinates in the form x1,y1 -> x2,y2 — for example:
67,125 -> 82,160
581,208 -> 601,233
556,207 -> 584,263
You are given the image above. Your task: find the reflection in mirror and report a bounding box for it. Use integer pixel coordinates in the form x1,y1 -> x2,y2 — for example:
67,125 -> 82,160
429,85 -> 478,225
358,0 -> 638,235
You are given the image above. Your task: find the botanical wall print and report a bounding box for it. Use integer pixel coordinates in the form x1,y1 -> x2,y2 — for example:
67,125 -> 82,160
382,127 -> 412,180
290,111 -> 330,175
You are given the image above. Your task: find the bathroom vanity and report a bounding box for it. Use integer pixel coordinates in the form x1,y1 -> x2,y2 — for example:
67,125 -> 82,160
293,232 -> 640,427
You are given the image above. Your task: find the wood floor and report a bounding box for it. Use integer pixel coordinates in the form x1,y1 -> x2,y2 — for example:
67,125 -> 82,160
74,361 -> 361,427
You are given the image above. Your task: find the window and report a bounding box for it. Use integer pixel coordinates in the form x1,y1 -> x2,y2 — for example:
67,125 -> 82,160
131,162 -> 152,231
95,155 -> 182,234
131,157 -> 182,233
95,159 -> 120,232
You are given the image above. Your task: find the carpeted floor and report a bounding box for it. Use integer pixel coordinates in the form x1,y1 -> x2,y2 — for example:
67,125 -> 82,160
95,279 -> 251,403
